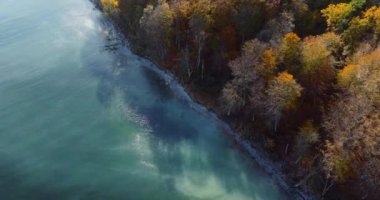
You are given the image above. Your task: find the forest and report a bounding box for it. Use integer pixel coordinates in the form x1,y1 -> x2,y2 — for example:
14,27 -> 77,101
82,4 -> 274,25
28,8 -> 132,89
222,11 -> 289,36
99,0 -> 380,199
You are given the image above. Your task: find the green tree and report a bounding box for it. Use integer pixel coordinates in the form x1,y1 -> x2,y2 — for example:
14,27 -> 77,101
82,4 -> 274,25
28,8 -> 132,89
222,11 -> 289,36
342,16 -> 370,54
341,6 -> 380,54
350,0 -> 367,11
321,3 -> 354,32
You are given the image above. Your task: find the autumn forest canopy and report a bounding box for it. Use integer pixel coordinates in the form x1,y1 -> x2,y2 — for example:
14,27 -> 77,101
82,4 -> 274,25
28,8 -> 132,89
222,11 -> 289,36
99,0 -> 380,199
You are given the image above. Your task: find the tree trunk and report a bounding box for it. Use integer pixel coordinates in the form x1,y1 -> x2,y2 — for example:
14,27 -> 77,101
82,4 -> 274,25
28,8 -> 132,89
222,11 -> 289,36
197,41 -> 202,70
201,60 -> 205,80
321,179 -> 334,200
274,119 -> 278,133
196,32 -> 205,71
175,21 -> 181,49
285,143 -> 289,155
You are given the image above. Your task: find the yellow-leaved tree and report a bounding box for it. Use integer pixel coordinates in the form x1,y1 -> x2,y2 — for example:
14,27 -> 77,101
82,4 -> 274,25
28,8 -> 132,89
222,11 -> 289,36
279,32 -> 301,72
338,48 -> 380,105
100,0 -> 119,15
265,71 -> 302,132
321,3 -> 353,32
323,47 -> 380,190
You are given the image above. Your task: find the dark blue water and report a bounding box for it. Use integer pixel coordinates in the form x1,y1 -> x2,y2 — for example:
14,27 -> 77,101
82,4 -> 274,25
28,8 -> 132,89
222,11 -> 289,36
0,0 -> 288,199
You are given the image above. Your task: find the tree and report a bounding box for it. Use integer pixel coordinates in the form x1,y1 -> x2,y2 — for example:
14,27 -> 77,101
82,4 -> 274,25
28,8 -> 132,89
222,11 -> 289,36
301,35 -> 333,75
180,45 -> 192,79
265,71 -> 302,132
358,111 -> 380,189
338,48 -> 380,106
322,95 -> 371,180
321,32 -> 343,57
101,0 -> 119,15
321,3 -> 354,32
291,0 -> 325,37
219,83 -> 245,116
212,0 -> 237,29
258,49 -> 277,81
171,0 -> 190,49
220,39 -> 269,115
323,47 -> 380,192
322,94 -> 380,189
233,0 -> 266,41
320,0 -> 365,32
264,0 -> 281,17
296,120 -> 319,159
189,0 -> 215,73
278,32 -> 301,72
322,141 -> 352,182
211,0 -> 239,69
257,12 -> 295,45
342,6 -> 380,54
119,0 -> 148,30
218,25 -> 239,61
140,1 -> 174,60
320,0 -> 366,35
229,39 -> 269,96
299,33 -> 338,99
350,0 -> 367,11
337,64 -> 360,88
342,16 -> 370,55
363,6 -> 380,43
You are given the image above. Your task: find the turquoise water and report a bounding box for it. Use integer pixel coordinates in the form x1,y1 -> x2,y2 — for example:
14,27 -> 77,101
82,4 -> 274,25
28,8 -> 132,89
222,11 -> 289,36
0,0 -> 288,199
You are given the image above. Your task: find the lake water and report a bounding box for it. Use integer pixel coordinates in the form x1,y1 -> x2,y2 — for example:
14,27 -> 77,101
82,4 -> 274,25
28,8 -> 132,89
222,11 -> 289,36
0,0 -> 288,199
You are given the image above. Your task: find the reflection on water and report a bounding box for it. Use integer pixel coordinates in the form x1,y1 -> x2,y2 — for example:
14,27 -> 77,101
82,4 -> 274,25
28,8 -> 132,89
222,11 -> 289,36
0,0 -> 288,199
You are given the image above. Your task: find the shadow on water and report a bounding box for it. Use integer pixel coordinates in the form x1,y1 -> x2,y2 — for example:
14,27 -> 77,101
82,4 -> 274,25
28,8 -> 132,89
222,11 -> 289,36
80,13 -> 288,199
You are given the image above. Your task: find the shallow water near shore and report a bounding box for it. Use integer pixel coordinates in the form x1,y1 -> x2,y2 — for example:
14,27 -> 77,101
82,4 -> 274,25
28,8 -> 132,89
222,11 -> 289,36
0,0 -> 289,199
